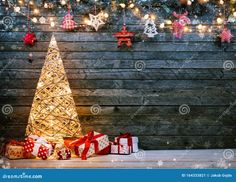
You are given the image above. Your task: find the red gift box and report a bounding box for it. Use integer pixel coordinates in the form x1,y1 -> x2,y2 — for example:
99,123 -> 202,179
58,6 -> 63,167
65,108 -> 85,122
72,131 -> 110,160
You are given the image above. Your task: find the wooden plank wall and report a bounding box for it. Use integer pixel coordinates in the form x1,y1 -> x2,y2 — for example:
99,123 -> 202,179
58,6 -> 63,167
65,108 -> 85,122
0,4 -> 236,149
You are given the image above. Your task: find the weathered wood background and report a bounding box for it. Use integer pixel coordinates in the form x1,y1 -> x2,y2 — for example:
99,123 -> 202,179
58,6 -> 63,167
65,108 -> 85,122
0,1 -> 236,149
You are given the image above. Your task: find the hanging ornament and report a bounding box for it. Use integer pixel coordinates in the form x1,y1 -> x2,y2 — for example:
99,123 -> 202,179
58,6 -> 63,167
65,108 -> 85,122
114,25 -> 135,48
88,13 -> 105,31
61,12 -> 77,31
144,17 -> 158,38
88,1 -> 106,31
61,2 -> 77,31
220,28 -> 233,43
23,3 -> 37,46
113,3 -> 135,48
172,11 -> 190,39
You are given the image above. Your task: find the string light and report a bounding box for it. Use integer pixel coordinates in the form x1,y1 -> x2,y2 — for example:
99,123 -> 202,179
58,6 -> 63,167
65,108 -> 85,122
144,14 -> 149,20
129,3 -> 135,9
50,21 -> 55,27
219,0 -> 224,5
233,12 -> 236,17
32,17 -> 37,23
14,6 -> 20,12
216,17 -> 223,24
61,0 -> 66,5
159,23 -> 165,29
44,3 -> 48,8
119,3 -> 126,9
33,9 -> 39,15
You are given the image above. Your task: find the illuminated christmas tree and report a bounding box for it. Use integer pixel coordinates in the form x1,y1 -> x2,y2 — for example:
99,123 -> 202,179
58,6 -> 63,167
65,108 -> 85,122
26,35 -> 82,140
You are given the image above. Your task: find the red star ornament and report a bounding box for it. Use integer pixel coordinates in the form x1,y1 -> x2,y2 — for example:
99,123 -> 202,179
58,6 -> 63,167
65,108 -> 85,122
113,25 -> 135,48
220,28 -> 233,43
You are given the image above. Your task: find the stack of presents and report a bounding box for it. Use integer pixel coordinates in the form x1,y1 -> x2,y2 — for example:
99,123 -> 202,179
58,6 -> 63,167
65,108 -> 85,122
4,131 -> 139,160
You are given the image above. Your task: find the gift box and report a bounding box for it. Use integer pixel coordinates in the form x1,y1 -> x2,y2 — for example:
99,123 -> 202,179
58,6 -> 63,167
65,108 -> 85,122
57,148 -> 71,160
24,135 -> 53,160
73,131 -> 110,160
115,133 -> 139,153
110,143 -> 130,155
5,140 -> 33,159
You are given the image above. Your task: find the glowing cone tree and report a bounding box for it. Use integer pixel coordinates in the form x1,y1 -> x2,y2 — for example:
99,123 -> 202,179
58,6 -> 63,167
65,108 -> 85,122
26,35 -> 82,140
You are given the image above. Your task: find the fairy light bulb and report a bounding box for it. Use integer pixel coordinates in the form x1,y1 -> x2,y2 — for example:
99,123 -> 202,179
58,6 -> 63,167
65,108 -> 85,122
144,14 -> 149,20
233,12 -> 236,17
44,3 -> 48,8
197,24 -> 203,31
34,9 -> 39,14
134,7 -> 139,13
32,17 -> 37,23
150,14 -> 156,20
61,0 -> 66,5
119,3 -> 126,9
29,1 -> 34,5
129,3 -> 135,8
14,6 -> 20,12
84,18 -> 90,25
216,17 -> 223,24
165,20 -> 172,25
187,0 -> 192,5
219,0 -> 224,5
104,12 -> 109,18
159,23 -> 165,29
50,21 -> 55,27
184,26 -> 189,32
18,0 -> 23,4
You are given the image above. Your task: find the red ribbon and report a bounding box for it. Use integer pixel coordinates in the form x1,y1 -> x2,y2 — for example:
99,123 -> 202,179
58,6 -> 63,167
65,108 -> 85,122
8,140 -> 24,146
73,131 -> 104,160
116,133 -> 133,153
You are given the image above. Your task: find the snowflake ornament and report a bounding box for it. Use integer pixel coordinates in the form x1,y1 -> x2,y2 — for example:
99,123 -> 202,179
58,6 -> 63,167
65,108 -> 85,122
88,13 -> 105,31
144,18 -> 158,38
39,17 -> 46,24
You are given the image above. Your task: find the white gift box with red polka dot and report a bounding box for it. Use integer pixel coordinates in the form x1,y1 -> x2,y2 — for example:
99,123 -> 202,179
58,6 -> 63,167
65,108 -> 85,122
24,135 -> 53,160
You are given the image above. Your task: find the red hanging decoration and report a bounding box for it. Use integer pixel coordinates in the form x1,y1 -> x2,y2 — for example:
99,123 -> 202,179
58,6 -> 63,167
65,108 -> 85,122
61,2 -> 77,31
220,28 -> 233,43
113,25 -> 135,48
23,3 -> 37,46
61,12 -> 77,31
172,11 -> 190,39
23,32 -> 37,46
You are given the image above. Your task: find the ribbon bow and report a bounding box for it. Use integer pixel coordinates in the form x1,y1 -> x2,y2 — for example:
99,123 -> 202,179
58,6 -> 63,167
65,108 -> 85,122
73,131 -> 103,160
116,133 -> 133,153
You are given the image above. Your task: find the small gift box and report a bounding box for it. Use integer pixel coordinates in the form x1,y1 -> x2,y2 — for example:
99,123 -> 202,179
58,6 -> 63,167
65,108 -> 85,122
5,140 -> 33,159
53,143 -> 71,160
57,148 -> 71,160
115,133 -> 139,153
24,135 -> 53,160
72,131 -> 110,160
110,143 -> 131,155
